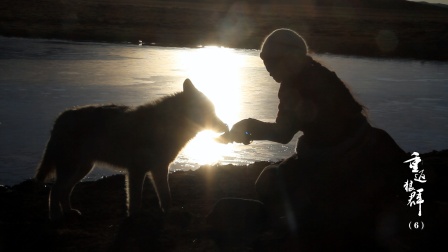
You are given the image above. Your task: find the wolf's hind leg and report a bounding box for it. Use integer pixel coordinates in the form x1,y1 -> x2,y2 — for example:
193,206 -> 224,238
150,167 -> 171,213
49,180 -> 65,221
126,170 -> 147,216
50,160 -> 93,221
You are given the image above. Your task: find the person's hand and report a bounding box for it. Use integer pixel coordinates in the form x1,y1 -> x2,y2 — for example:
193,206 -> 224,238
215,118 -> 254,145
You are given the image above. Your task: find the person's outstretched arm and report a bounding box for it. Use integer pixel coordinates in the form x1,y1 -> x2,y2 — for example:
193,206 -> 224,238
219,118 -> 298,145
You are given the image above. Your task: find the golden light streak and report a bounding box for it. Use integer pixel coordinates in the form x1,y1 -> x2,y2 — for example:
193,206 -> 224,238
175,46 -> 246,165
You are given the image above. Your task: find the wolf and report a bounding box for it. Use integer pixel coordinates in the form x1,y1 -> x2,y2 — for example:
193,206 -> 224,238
35,79 -> 228,221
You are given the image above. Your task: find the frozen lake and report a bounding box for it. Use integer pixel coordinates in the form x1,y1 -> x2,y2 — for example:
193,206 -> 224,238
0,36 -> 447,186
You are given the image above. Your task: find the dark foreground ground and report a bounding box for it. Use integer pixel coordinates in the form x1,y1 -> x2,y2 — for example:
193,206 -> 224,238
0,150 -> 447,251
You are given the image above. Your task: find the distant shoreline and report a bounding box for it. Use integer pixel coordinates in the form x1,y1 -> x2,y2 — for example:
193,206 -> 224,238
1,32 -> 446,62
1,0 -> 447,61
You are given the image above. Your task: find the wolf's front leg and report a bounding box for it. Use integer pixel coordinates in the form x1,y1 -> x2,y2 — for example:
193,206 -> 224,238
150,167 -> 172,213
126,170 -> 146,216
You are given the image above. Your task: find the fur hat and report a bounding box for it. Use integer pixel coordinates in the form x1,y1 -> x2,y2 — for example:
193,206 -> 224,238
260,28 -> 308,59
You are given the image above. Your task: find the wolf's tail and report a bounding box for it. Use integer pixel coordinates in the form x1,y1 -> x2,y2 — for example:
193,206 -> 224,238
35,137 -> 56,182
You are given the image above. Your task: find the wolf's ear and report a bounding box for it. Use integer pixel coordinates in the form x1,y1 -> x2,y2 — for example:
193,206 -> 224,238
183,78 -> 198,94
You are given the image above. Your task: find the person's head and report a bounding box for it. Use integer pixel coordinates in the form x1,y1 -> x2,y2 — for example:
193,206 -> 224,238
260,28 -> 308,83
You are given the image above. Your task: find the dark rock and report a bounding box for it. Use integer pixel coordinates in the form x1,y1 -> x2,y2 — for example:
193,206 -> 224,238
111,209 -> 165,252
206,197 -> 268,246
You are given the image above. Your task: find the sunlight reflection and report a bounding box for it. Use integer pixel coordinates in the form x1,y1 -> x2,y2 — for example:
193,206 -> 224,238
175,46 -> 246,165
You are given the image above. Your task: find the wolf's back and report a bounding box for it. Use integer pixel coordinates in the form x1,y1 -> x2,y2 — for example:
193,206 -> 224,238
35,105 -> 129,182
35,110 -> 74,182
35,108 -> 82,182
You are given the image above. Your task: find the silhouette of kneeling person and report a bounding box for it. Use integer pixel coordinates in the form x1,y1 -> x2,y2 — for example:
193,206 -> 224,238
212,28 -> 411,250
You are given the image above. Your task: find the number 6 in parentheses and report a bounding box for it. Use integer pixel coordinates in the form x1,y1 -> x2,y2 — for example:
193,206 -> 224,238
408,221 -> 424,230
